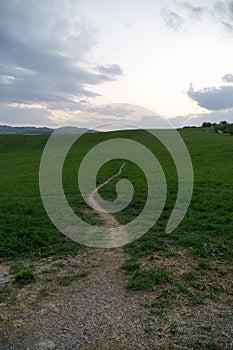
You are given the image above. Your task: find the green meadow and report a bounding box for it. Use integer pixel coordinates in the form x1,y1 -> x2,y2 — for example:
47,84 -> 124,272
0,127 -> 232,264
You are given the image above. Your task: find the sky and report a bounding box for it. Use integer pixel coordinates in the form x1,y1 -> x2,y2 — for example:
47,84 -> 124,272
1,0 -> 233,129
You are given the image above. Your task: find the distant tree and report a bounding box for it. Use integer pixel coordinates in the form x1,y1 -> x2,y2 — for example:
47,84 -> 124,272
226,124 -> 233,135
213,125 -> 218,133
202,122 -> 212,127
220,123 -> 229,132
201,120 -> 233,135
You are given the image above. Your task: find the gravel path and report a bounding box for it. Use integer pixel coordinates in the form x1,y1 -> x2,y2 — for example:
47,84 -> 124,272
0,248 -> 233,350
0,249 -> 160,350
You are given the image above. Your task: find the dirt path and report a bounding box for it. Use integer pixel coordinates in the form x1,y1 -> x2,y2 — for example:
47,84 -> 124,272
1,248 -> 233,350
0,249 -> 159,350
88,162 -> 125,226
87,162 -> 130,248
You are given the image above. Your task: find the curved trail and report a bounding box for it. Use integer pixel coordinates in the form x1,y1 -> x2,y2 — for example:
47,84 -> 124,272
87,162 -> 129,247
88,162 -> 125,217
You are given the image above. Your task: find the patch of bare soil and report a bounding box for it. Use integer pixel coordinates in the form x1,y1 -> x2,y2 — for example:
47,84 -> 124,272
0,247 -> 232,350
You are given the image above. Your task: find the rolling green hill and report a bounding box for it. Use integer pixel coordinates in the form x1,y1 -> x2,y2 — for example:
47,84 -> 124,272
0,128 -> 232,262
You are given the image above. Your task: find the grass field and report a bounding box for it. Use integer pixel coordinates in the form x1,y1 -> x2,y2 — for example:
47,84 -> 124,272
0,127 -> 232,349
0,127 -> 232,263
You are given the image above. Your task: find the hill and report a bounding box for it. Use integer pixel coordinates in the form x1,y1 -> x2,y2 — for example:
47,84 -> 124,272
0,127 -> 232,349
0,127 -> 232,259
0,125 -> 98,135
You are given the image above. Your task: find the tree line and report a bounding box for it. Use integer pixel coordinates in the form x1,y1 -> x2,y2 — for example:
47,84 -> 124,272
202,121 -> 233,135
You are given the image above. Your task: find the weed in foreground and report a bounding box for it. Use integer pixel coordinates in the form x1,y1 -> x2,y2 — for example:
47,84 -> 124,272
14,268 -> 35,286
126,267 -> 173,291
58,271 -> 89,286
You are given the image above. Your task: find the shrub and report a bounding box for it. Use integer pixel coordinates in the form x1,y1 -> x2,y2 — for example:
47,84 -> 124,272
15,268 -> 35,286
202,122 -> 212,128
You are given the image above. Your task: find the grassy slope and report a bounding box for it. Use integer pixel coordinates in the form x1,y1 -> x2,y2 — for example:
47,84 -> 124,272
0,128 -> 232,262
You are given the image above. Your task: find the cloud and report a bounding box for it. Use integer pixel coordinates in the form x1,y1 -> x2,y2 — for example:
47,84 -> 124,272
0,29 -> 120,104
160,1 -> 233,34
182,3 -> 206,21
160,3 -> 207,32
222,73 -> 233,82
0,1 -> 124,124
190,6 -> 205,18
164,110 -> 233,129
70,103 -> 233,130
0,74 -> 14,85
9,103 -> 47,109
187,83 -> 233,111
213,1 -> 233,32
183,109 -> 233,126
0,103 -> 56,126
96,64 -> 124,76
60,104 -> 174,130
184,1 -> 233,34
160,9 -> 185,31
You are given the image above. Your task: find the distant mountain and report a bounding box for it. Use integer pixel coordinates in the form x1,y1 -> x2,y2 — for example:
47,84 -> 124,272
0,125 -> 98,135
53,126 -> 98,134
0,125 -> 53,134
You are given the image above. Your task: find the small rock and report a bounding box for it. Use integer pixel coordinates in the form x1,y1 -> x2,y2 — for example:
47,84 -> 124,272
36,340 -> 56,350
48,302 -> 59,313
0,270 -> 11,285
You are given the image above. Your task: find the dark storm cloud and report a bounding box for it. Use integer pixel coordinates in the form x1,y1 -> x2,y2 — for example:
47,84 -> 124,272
187,83 -> 233,111
0,1 -> 123,108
